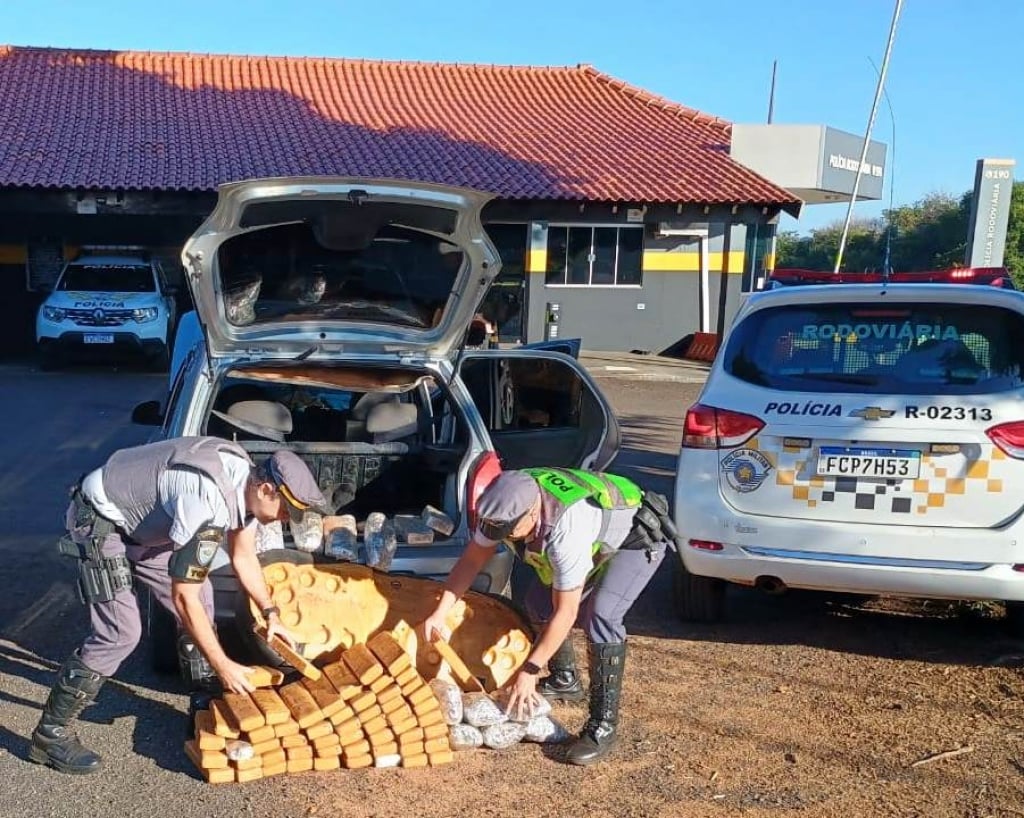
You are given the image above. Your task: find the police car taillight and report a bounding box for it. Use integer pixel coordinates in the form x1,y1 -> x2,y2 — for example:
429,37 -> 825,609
683,403 -> 764,450
986,421 -> 1024,459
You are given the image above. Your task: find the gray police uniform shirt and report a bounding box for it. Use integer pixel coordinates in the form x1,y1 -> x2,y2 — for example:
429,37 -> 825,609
81,450 -> 255,548
475,501 -> 604,592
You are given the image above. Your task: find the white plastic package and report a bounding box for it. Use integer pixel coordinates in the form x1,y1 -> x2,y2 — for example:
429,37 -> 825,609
481,721 -> 527,750
225,740 -> 255,761
429,678 -> 464,725
490,688 -> 552,723
461,691 -> 508,728
523,715 -> 572,744
449,723 -> 484,751
289,512 -> 324,553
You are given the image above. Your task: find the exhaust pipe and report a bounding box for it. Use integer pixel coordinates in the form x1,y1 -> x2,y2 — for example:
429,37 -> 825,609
755,575 -> 787,595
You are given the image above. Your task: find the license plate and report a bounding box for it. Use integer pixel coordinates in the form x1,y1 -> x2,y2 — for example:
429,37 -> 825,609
84,334 -> 114,344
817,446 -> 921,479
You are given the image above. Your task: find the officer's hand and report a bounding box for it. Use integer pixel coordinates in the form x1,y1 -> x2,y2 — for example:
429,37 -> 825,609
419,609 -> 451,643
265,615 -> 296,650
215,658 -> 257,694
504,670 -> 542,722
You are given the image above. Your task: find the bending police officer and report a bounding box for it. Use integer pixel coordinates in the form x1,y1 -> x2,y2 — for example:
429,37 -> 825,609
30,436 -> 329,775
421,467 -> 676,765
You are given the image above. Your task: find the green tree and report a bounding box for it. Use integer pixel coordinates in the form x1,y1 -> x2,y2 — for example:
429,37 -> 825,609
1003,182 -> 1024,286
777,182 -> 1024,279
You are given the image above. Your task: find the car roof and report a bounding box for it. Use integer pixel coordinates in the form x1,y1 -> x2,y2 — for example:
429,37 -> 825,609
743,282 -> 1024,310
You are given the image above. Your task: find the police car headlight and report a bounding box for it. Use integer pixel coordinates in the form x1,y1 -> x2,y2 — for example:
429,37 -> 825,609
132,307 -> 159,323
42,306 -> 66,322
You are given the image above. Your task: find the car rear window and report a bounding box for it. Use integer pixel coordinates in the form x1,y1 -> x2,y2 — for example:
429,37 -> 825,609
58,264 -> 155,292
724,301 -> 1024,395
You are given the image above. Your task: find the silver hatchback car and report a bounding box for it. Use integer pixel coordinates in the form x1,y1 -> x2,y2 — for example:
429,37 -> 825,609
131,177 -> 620,665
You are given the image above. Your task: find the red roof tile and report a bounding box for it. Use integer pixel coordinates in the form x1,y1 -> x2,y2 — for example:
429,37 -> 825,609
0,46 -> 798,206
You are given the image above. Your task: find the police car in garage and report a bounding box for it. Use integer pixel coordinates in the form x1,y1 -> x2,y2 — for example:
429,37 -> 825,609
672,266 -> 1024,625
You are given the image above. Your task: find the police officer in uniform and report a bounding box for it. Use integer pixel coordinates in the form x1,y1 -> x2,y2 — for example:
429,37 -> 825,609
422,467 -> 676,765
30,436 -> 329,775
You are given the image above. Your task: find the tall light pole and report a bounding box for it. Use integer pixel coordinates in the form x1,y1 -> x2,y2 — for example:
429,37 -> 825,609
869,56 -> 897,275
834,0 -> 904,273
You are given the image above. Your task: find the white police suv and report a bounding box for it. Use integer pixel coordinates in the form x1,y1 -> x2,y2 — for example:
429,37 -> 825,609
673,266 -> 1024,624
36,253 -> 177,370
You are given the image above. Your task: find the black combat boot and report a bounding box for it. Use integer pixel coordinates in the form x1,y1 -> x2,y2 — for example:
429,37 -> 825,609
178,633 -> 221,738
565,642 -> 626,766
537,638 -> 585,702
29,652 -> 106,774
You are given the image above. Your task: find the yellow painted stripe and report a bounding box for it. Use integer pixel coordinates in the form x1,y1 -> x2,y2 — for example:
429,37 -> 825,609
0,244 -> 26,264
642,250 -> 746,273
527,248 -> 547,273
764,251 -> 776,271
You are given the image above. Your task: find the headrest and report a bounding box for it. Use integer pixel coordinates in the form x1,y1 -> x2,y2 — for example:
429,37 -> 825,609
211,400 -> 293,443
365,402 -> 418,443
350,391 -> 399,421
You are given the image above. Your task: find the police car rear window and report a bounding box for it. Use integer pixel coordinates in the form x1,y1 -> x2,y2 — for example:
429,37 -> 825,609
723,302 -> 1024,395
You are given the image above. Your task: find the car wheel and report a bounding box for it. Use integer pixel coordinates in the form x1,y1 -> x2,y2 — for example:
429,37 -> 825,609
672,559 -> 726,623
38,348 -> 62,371
144,586 -> 181,675
1005,601 -> 1024,638
147,345 -> 170,372
232,549 -> 315,666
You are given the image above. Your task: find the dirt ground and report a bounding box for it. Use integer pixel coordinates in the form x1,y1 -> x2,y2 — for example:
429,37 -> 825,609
284,379 -> 1024,818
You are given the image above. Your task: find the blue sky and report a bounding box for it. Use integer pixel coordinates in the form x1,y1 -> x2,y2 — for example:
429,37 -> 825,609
0,0 -> 1019,234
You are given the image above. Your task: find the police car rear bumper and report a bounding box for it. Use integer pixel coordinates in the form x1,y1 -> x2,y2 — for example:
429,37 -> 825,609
676,510 -> 1024,602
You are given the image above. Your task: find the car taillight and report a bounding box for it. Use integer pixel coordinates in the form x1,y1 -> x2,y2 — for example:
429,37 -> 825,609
683,403 -> 764,449
467,451 -> 503,528
987,421 -> 1024,459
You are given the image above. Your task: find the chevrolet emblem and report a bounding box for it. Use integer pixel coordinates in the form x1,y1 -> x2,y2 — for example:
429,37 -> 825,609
849,406 -> 895,421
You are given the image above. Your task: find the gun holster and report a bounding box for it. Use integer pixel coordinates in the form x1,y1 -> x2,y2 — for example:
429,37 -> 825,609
58,486 -> 133,604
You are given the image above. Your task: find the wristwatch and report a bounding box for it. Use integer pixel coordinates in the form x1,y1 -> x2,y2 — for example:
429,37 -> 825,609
521,660 -> 542,675
261,605 -> 281,619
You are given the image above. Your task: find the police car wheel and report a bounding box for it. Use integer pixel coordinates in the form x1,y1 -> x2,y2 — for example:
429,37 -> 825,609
232,549 -> 315,666
147,346 -> 170,372
672,559 -> 726,623
38,348 -> 62,372
1005,602 -> 1024,638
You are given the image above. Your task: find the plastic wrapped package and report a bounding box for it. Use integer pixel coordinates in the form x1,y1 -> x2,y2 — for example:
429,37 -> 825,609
289,512 -> 324,553
374,754 -> 402,768
461,692 -> 508,728
449,723 -> 484,751
364,513 -> 397,571
326,515 -> 358,561
481,721 -> 527,750
394,514 -> 434,545
421,505 -> 455,537
490,688 -> 552,723
254,521 -> 284,554
523,715 -> 572,744
428,678 -> 464,725
225,740 -> 255,761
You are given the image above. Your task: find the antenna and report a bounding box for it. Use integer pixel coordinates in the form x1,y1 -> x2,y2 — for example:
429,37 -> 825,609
834,0 -> 903,273
767,60 -> 777,124
868,56 -> 897,277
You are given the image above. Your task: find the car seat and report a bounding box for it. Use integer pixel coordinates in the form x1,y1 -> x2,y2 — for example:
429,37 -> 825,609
209,400 -> 294,443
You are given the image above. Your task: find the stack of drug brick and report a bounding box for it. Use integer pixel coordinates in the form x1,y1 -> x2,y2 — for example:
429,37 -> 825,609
185,631 -> 452,783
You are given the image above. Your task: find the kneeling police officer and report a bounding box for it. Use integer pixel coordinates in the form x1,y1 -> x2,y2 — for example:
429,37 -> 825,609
30,435 -> 328,775
422,467 -> 676,765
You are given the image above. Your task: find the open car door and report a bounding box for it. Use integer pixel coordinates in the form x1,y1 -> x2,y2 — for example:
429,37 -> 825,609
458,349 -> 619,471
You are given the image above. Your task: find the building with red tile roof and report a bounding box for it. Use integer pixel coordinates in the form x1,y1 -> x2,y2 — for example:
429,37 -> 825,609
0,45 -> 803,354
